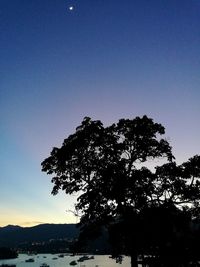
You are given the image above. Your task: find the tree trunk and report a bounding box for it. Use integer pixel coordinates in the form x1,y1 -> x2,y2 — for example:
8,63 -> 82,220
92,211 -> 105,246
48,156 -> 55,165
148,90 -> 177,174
131,253 -> 138,267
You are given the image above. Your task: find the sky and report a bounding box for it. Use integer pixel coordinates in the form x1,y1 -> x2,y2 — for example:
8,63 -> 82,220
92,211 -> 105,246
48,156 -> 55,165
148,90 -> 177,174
0,0 -> 200,227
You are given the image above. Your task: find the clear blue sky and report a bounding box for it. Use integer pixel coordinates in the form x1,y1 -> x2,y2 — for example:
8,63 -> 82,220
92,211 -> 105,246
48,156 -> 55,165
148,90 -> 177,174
0,0 -> 200,227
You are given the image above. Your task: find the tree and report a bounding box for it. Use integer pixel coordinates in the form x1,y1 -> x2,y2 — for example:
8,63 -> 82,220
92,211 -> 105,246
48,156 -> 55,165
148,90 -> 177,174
41,116 -> 200,267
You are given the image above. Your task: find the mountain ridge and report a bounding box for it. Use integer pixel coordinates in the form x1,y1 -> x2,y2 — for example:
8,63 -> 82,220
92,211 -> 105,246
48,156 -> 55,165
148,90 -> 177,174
0,223 -> 79,247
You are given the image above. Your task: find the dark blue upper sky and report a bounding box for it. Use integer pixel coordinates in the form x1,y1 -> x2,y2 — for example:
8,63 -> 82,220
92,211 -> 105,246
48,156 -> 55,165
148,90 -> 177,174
0,0 -> 200,226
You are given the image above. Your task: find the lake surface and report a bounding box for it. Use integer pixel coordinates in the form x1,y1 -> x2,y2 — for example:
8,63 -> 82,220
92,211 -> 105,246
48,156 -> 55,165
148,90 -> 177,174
0,254 -> 136,267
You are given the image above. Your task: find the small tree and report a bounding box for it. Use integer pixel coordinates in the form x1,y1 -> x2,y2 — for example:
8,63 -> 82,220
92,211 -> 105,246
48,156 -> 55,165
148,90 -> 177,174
42,116 -> 200,267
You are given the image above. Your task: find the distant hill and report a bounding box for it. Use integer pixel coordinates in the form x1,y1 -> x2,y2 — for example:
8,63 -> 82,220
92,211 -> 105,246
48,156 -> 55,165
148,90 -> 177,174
0,225 -> 21,231
0,224 -> 79,247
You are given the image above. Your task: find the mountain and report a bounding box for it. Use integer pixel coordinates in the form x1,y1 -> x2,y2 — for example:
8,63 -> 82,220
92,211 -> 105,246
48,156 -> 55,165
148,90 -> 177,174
0,223 -> 79,247
0,225 -> 21,231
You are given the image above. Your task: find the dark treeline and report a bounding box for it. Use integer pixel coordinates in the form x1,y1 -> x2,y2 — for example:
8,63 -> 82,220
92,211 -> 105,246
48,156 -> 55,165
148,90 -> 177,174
0,247 -> 18,259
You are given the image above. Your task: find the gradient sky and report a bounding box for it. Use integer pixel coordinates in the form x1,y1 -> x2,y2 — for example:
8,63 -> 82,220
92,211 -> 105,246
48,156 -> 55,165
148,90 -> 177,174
0,0 -> 200,227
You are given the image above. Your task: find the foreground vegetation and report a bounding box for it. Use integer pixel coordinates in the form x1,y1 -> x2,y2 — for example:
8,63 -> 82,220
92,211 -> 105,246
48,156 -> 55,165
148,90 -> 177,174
42,116 -> 200,267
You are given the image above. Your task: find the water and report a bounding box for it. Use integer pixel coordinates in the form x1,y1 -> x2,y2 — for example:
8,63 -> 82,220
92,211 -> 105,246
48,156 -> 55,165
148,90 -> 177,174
0,254 -> 132,267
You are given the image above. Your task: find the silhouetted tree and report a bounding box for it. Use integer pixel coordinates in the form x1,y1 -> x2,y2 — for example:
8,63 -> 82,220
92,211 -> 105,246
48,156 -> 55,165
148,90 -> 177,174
41,116 -> 200,267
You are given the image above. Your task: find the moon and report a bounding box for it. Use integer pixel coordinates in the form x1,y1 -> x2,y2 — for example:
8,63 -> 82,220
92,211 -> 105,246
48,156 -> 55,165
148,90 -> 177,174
68,6 -> 74,11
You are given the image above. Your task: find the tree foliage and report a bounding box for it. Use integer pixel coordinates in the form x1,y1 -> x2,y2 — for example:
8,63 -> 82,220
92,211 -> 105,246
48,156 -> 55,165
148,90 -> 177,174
42,116 -> 200,266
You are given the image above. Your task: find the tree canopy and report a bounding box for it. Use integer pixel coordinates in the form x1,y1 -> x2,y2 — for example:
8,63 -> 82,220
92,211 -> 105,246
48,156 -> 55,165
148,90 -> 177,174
42,116 -> 200,267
